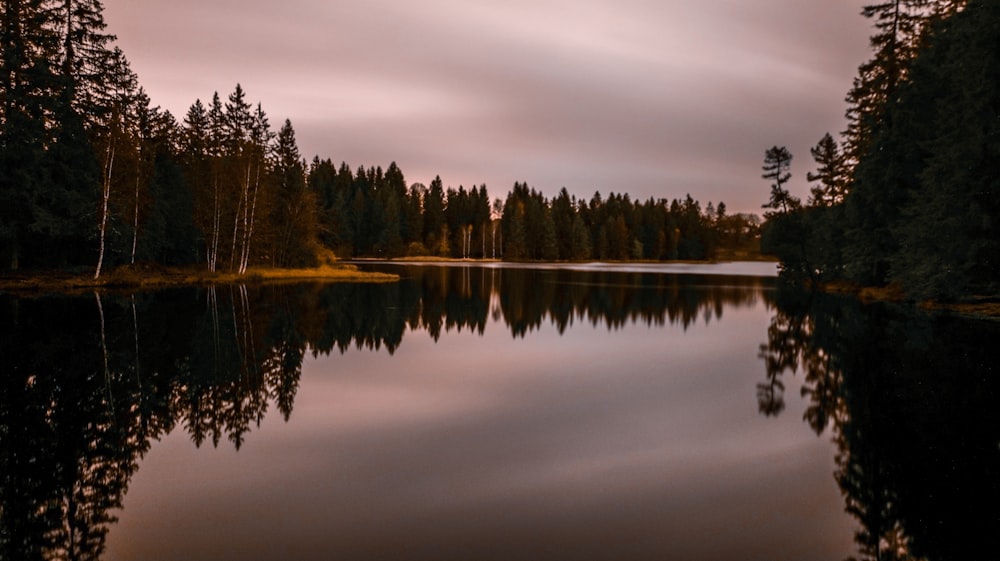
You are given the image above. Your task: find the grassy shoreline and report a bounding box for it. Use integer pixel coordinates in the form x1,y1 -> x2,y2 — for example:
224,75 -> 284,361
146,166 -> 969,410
818,280 -> 1000,319
0,263 -> 398,294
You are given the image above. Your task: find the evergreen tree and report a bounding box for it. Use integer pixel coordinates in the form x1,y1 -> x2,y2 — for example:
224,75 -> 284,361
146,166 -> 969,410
843,1 -> 941,169
471,185 -> 491,259
540,205 -> 558,261
835,2 -> 967,286
423,176 -> 445,253
570,214 -> 592,260
761,146 -> 796,217
502,185 -> 528,260
551,188 -> 575,260
806,133 -> 848,207
760,148 -> 817,280
60,0 -> 114,99
181,98 -> 215,267
307,157 -> 337,251
445,185 -> 471,258
271,119 -> 317,267
0,0 -> 65,269
381,161 -> 407,254
144,135 -> 197,265
331,162 -> 355,255
888,0 -> 1000,299
38,93 -> 99,268
677,194 -> 706,259
405,183 -> 426,253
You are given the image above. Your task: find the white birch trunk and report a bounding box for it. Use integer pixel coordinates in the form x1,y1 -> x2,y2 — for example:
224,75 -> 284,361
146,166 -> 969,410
230,189 -> 243,272
130,173 -> 139,265
95,291 -> 114,412
131,294 -> 141,388
238,164 -> 250,273
240,162 -> 261,274
210,175 -> 220,272
94,143 -> 115,280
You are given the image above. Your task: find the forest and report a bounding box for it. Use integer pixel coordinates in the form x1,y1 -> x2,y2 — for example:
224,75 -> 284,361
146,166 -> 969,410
0,0 -> 760,279
760,0 -> 999,301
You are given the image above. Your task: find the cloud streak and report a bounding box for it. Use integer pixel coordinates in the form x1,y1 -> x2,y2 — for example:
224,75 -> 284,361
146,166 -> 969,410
102,0 -> 871,213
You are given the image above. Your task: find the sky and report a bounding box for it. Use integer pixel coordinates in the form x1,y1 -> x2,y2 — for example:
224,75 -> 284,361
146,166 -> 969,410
101,0 -> 872,215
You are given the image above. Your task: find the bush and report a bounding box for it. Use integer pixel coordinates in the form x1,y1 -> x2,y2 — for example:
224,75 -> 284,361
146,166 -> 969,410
406,242 -> 429,257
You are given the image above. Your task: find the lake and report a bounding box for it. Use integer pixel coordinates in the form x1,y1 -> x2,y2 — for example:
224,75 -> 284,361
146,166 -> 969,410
1,263 -> 996,561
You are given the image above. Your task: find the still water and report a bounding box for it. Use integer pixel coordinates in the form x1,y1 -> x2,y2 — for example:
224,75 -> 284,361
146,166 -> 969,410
1,263 -> 997,560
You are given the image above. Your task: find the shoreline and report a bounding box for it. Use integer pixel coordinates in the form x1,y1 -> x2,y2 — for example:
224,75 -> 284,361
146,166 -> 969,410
818,280 -> 1000,320
0,263 -> 399,295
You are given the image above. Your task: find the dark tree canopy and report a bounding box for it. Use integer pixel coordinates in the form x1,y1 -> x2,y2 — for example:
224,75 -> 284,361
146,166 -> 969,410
762,0 -> 996,301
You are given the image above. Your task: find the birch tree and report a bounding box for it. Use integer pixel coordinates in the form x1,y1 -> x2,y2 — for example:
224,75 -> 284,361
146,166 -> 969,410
206,93 -> 226,271
93,48 -> 137,279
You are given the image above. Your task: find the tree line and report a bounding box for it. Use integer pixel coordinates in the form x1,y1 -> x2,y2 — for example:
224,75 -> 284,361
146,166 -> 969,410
760,0 -> 998,301
317,171 -> 760,261
1,1 -> 762,277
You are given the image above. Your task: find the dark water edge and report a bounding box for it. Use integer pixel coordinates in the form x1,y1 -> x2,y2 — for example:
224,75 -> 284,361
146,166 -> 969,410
1,264 -> 996,560
757,286 -> 1000,561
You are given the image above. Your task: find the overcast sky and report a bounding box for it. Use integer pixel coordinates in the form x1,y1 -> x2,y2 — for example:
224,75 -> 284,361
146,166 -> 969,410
101,0 -> 872,214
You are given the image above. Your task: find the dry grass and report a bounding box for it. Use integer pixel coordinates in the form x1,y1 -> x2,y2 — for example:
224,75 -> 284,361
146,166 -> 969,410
918,298 -> 1000,320
0,262 -> 397,294
378,256 -> 502,263
241,264 -> 398,283
819,280 -> 1000,319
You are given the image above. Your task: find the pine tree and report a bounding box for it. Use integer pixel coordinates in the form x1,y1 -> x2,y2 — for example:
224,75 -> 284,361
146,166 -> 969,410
423,176 -> 445,252
760,147 -> 816,280
405,183 -> 425,252
807,133 -> 849,207
381,162 -> 407,254
761,146 -> 797,217
843,1 -> 964,172
271,119 -> 317,267
0,0 -> 64,269
502,185 -> 528,260
472,184 -> 491,259
60,0 -> 118,124
143,112 -> 197,265
570,214 -> 592,260
889,0 -> 999,299
182,98 -> 216,268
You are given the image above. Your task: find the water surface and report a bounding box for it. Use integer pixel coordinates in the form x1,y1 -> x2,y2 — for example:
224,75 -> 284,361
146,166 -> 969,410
1,264 -> 995,560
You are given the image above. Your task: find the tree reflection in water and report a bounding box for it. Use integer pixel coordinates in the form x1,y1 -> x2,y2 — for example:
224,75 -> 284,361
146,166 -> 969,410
0,267 -> 767,560
6,268 -> 997,561
758,286 -> 1000,561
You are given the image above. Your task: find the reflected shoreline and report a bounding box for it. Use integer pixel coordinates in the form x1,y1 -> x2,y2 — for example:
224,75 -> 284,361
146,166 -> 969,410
758,287 -> 1000,561
347,258 -> 780,278
0,266 -> 771,560
1,265 -> 996,561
